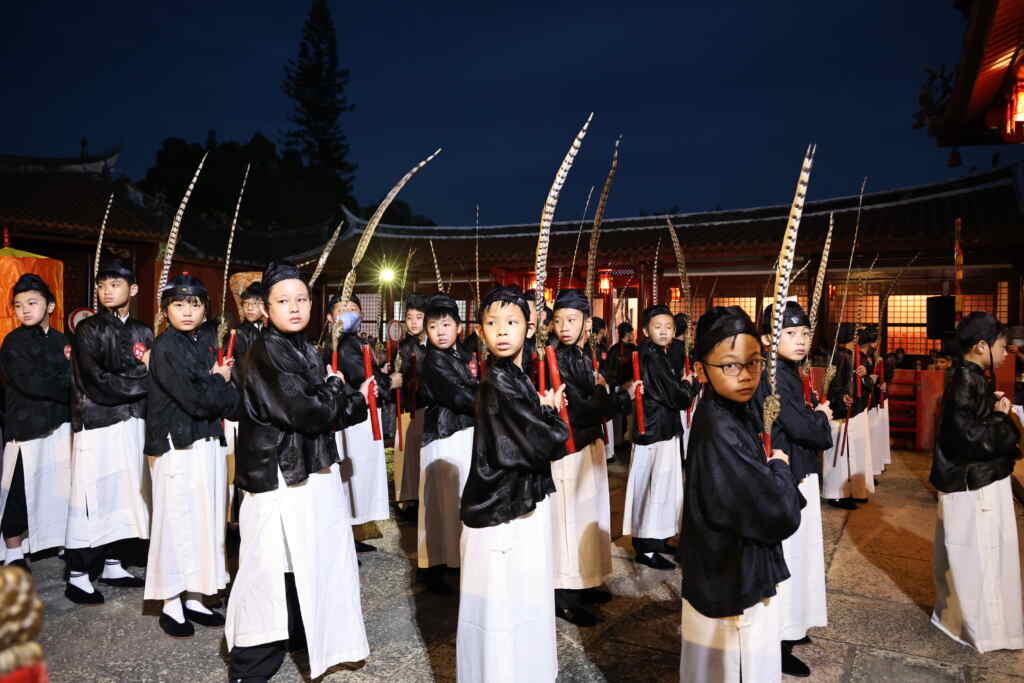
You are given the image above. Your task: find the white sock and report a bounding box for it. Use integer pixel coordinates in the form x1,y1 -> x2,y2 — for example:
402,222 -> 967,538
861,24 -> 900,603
184,593 -> 211,615
162,597 -> 185,623
68,571 -> 94,594
101,559 -> 133,579
5,545 -> 25,563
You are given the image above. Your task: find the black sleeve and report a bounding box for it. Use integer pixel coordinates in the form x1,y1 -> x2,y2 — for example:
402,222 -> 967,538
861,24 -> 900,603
775,390 -> 833,451
151,343 -> 239,421
826,353 -> 850,409
340,339 -> 393,402
249,351 -> 367,435
73,324 -> 148,405
422,352 -> 478,416
486,371 -> 569,471
0,338 -> 70,403
695,424 -> 804,544
949,368 -> 1020,463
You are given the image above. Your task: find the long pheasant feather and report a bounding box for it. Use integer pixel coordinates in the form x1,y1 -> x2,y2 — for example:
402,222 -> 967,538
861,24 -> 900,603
92,192 -> 114,312
535,113 -> 593,351
155,151 -> 208,332
666,217 -> 693,354
764,144 -> 816,450
220,163 -> 250,324
339,148 -> 442,305
585,136 -> 621,301
651,236 -> 662,305
824,177 -> 867,396
567,185 -> 595,290
808,211 -> 834,339
309,218 -> 345,288
429,239 -> 444,291
474,204 -> 481,306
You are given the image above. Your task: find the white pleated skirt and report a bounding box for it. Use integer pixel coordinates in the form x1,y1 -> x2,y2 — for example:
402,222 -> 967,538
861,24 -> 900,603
821,413 -> 874,500
226,464 -> 369,678
66,417 -> 151,549
144,437 -> 229,600
622,436 -> 682,539
680,595 -> 782,683
417,427 -> 473,568
550,441 -> 612,590
336,411 -> 390,525
931,475 -> 1024,653
0,423 -> 72,553
776,474 -> 828,640
457,498 -> 557,683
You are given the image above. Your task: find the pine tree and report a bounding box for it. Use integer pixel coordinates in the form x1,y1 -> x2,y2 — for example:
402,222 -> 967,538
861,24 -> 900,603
282,0 -> 355,198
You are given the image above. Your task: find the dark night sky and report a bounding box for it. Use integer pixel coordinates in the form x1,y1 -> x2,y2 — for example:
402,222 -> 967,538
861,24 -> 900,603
2,2 -> 1015,226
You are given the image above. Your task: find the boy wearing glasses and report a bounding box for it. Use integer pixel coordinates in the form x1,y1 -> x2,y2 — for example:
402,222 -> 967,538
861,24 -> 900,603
755,300 -> 833,678
680,306 -> 804,683
622,305 -> 696,570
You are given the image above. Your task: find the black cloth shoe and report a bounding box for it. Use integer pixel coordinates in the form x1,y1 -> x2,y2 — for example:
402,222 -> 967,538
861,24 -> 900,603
99,574 -> 145,588
424,569 -> 455,595
6,559 -> 29,573
354,539 -> 377,553
159,612 -> 196,638
851,497 -> 869,504
580,587 -> 613,604
781,648 -> 810,677
787,635 -> 812,647
826,498 -> 857,510
65,582 -> 104,605
555,606 -> 601,627
184,607 -> 226,627
635,552 -> 675,570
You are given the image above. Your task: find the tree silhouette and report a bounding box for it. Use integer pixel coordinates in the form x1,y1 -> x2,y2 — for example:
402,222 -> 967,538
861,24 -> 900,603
282,0 -> 356,201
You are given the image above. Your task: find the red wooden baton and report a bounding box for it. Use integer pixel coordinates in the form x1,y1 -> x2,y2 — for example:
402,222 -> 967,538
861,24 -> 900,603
632,351 -> 645,434
363,344 -> 382,441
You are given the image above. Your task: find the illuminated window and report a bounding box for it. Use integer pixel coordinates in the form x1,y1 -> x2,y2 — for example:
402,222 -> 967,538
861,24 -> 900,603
393,301 -> 403,321
712,297 -> 758,321
358,293 -> 382,338
885,295 -> 939,355
997,281 -> 1009,322
456,300 -> 467,321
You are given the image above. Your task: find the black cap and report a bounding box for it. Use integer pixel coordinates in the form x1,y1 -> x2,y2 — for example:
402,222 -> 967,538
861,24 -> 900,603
759,299 -> 810,336
591,316 -> 606,335
641,304 -> 674,329
160,273 -> 208,306
97,258 -> 135,285
425,292 -> 461,323
956,311 -> 1005,354
857,325 -> 879,345
480,285 -> 530,323
837,322 -> 856,344
617,321 -> 634,337
553,289 -> 590,318
12,273 -> 55,304
262,261 -> 303,296
405,293 -> 428,312
240,281 -> 264,301
673,312 -> 689,332
695,306 -> 758,360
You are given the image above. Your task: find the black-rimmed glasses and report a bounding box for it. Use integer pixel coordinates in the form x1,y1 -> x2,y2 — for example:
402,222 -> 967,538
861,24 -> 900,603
703,357 -> 765,377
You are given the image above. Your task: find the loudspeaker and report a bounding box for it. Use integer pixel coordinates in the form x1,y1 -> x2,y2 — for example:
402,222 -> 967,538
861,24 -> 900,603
926,296 -> 955,340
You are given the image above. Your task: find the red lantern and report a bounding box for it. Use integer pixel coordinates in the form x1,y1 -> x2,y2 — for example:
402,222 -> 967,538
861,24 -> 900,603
1004,78 -> 1024,142
598,271 -> 612,294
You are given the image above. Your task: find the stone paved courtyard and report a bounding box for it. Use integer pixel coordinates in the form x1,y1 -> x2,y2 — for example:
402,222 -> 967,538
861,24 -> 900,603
26,450 -> 1024,681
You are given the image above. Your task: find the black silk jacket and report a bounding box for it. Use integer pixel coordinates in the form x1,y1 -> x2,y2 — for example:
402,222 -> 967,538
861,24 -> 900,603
930,361 -> 1021,492
233,321 -> 263,365
70,310 -> 152,432
397,335 -> 427,414
681,388 -> 805,618
667,338 -> 686,379
826,348 -> 872,420
145,323 -> 242,456
236,325 -> 368,493
605,341 -> 638,387
554,342 -> 631,452
753,358 -> 833,482
420,344 -> 477,446
635,340 -> 697,446
461,356 -> 569,528
336,333 -> 393,404
1,325 -> 71,442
